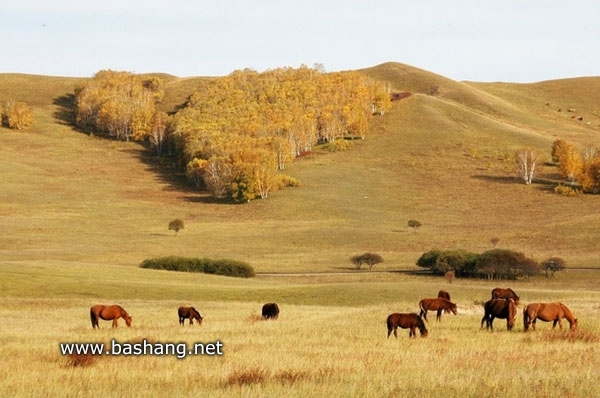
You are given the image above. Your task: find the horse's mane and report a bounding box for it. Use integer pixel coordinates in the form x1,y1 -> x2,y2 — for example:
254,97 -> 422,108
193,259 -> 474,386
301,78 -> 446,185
559,303 -> 575,320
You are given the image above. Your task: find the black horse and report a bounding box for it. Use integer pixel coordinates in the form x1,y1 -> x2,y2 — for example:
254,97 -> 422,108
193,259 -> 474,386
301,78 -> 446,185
262,303 -> 280,320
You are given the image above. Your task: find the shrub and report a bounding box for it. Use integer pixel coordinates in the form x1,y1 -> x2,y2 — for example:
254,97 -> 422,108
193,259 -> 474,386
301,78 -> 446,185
407,219 -> 422,230
554,184 -> 581,196
140,256 -> 255,278
350,252 -> 383,270
168,219 -> 184,235
540,257 -> 566,277
416,249 -> 478,277
476,249 -> 539,280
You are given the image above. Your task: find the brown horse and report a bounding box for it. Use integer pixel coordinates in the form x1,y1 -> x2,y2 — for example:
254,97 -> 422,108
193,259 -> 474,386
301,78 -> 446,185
178,306 -> 203,326
418,297 -> 457,322
523,302 -> 578,331
386,313 -> 428,338
491,288 -> 520,305
438,290 -> 451,313
481,298 -> 517,331
90,305 -> 132,329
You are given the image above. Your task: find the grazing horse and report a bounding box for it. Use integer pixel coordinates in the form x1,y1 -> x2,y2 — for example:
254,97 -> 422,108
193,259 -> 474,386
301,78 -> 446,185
523,302 -> 578,332
418,297 -> 457,322
491,288 -> 520,305
262,303 -> 280,320
178,306 -> 203,326
481,298 -> 517,331
386,313 -> 428,338
438,290 -> 451,313
90,305 -> 132,329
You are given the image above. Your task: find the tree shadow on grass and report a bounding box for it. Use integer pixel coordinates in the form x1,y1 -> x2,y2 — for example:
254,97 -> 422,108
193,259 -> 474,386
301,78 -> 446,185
53,94 -> 77,127
471,174 -> 558,192
123,147 -> 237,205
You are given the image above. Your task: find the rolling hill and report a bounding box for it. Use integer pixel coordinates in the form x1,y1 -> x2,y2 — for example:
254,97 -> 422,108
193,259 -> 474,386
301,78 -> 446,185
1,62 -> 600,272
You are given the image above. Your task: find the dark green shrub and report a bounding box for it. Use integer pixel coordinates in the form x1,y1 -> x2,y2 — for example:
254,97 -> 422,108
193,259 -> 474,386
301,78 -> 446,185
140,256 -> 255,278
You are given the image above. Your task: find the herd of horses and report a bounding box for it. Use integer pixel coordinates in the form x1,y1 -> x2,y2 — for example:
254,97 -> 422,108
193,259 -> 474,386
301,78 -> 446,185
89,303 -> 279,329
90,288 -> 578,340
387,287 -> 578,338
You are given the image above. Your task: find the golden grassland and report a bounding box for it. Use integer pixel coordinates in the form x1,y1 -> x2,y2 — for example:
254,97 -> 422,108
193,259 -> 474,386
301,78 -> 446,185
1,264 -> 600,397
2,63 -> 600,396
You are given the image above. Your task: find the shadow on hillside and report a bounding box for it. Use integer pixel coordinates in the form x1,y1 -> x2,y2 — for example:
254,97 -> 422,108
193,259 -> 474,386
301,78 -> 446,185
472,174 -> 559,192
125,147 -> 234,204
53,94 -> 76,126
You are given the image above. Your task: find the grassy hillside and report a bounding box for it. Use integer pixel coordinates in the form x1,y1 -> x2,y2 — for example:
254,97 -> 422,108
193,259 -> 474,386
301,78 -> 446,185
2,63 -> 600,397
1,63 -> 600,273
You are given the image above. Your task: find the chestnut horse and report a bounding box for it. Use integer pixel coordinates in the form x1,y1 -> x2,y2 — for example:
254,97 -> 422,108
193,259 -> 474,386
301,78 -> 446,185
90,305 -> 132,329
418,297 -> 457,322
386,313 -> 428,338
178,306 -> 203,326
523,302 -> 578,331
481,298 -> 517,331
491,288 -> 520,305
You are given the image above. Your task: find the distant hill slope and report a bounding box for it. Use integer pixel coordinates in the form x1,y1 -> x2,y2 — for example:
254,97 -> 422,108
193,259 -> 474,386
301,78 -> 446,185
1,63 -> 600,272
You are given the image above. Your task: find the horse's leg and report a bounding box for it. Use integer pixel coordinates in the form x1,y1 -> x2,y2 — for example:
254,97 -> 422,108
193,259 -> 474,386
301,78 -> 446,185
480,314 -> 487,329
554,318 -> 562,329
436,309 -> 442,322
409,326 -> 415,338
112,318 -> 118,328
420,310 -> 428,322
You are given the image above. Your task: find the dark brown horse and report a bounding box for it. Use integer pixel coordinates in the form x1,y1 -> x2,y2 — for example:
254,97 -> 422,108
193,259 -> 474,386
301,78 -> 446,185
523,302 -> 578,331
178,306 -> 203,326
438,290 -> 451,313
480,298 -> 517,331
90,304 -> 132,329
491,288 -> 520,305
386,313 -> 428,338
418,297 -> 457,322
262,303 -> 280,320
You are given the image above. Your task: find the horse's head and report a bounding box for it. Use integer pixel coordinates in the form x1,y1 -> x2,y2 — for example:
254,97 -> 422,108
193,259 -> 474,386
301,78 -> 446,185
449,303 -> 458,315
125,315 -> 132,327
570,318 -> 578,331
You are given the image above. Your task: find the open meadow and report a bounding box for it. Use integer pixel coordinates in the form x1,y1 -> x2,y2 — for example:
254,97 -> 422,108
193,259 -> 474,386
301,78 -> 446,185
1,63 -> 600,396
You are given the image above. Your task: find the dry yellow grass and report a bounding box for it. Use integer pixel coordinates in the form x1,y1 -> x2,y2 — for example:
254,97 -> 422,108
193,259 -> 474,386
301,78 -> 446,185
2,64 -> 600,396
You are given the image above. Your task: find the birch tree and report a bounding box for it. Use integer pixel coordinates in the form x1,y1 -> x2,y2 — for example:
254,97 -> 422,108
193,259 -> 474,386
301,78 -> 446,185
516,149 -> 541,185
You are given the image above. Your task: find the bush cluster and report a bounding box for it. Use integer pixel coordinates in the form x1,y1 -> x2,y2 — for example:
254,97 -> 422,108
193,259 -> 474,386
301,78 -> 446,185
140,256 -> 255,278
416,249 -> 543,280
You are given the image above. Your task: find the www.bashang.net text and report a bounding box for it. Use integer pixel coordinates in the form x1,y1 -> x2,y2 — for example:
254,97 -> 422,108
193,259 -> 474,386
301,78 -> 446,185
60,339 -> 223,359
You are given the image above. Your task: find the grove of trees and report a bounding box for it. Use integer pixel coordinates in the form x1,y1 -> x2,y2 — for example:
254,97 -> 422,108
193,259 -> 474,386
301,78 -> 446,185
416,249 -> 564,280
552,139 -> 600,193
74,67 -> 392,202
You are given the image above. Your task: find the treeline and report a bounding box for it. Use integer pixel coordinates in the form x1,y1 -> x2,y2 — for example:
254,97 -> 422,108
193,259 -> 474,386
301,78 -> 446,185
417,249 -> 564,280
75,66 -> 392,202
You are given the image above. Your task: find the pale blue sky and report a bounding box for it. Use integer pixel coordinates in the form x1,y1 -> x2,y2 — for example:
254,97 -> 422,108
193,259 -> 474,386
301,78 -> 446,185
2,0 -> 599,82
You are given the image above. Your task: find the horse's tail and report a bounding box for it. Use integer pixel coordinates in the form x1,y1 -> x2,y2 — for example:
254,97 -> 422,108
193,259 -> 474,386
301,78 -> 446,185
90,307 -> 96,328
416,315 -> 428,336
523,306 -> 529,331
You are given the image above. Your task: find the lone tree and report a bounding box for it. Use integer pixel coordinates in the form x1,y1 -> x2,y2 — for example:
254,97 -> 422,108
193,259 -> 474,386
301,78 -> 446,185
408,219 -> 422,231
168,219 -> 184,235
540,257 -> 566,277
351,252 -> 383,270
